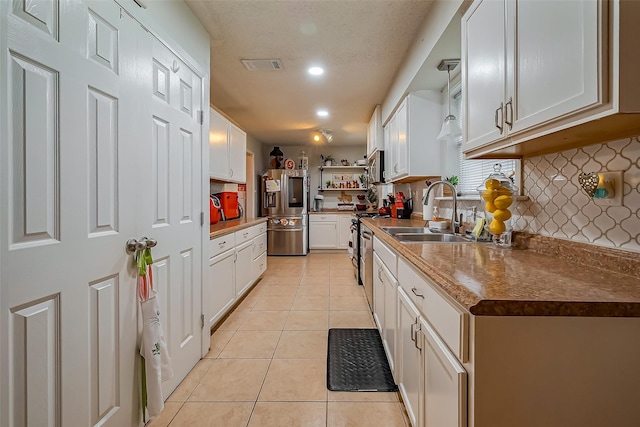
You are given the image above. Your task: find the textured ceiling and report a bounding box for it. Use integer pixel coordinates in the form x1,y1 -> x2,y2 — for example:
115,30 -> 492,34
185,0 -> 435,146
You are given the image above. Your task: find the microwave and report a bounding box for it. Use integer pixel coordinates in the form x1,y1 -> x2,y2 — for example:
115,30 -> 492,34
367,150 -> 384,184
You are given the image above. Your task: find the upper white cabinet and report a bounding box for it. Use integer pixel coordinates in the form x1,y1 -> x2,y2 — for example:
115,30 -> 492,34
209,108 -> 247,183
367,105 -> 384,158
384,91 -> 442,183
462,0 -> 640,158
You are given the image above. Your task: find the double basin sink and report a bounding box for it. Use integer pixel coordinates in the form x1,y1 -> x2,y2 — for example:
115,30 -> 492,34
380,226 -> 474,243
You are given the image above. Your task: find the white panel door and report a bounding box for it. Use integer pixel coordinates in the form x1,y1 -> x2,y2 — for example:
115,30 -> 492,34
0,1 -> 140,426
372,253 -> 385,332
235,240 -> 255,298
395,99 -> 408,179
139,35 -> 204,396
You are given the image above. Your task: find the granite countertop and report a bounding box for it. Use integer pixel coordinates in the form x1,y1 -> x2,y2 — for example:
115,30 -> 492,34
210,217 -> 267,239
361,217 -> 640,317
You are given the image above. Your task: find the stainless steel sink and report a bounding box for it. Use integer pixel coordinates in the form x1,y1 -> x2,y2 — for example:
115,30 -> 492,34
393,233 -> 470,243
379,226 -> 432,235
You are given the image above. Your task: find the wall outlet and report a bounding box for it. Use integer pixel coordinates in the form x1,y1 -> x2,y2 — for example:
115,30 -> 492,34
594,171 -> 624,206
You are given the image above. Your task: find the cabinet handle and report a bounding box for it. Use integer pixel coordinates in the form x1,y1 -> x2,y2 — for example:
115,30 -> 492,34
378,266 -> 383,281
410,322 -> 416,343
218,241 -> 226,246
494,102 -> 504,134
411,287 -> 424,298
230,168 -> 234,177
505,97 -> 513,130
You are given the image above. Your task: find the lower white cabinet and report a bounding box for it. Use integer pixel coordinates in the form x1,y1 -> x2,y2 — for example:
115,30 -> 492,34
373,251 -> 398,375
419,318 -> 467,427
309,220 -> 337,248
205,222 -> 267,330
309,214 -> 353,249
338,214 -> 353,249
373,253 -> 385,332
397,287 -> 422,427
207,248 -> 236,329
235,240 -> 254,298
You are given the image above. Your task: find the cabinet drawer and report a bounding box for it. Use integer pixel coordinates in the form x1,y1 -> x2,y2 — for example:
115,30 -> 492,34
373,236 -> 397,278
210,233 -> 236,258
235,227 -> 255,244
398,257 -> 468,362
253,233 -> 267,258
310,214 -> 337,222
255,221 -> 267,235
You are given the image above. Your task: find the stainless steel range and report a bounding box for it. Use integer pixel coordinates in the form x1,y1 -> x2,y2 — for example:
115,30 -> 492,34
352,212 -> 387,311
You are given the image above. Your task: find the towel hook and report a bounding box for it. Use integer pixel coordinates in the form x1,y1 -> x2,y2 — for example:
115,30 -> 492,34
126,237 -> 157,255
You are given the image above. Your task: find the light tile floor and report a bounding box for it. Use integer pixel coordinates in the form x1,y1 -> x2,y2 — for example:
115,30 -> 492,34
149,252 -> 410,427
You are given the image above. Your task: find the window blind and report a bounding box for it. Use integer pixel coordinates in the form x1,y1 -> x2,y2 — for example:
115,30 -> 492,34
451,85 -> 517,194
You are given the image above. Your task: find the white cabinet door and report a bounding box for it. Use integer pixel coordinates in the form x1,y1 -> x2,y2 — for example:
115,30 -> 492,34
397,287 -> 422,427
420,318 -> 467,427
367,104 -> 384,157
509,0 -> 600,134
235,240 -> 254,298
208,249 -> 236,329
210,108 -> 230,180
228,122 -> 246,183
309,221 -> 338,249
462,0 -> 508,151
386,92 -> 443,182
463,0 -> 601,153
383,121 -> 392,182
373,253 -> 385,333
395,99 -> 408,179
382,261 -> 398,377
386,113 -> 398,182
338,215 -> 353,249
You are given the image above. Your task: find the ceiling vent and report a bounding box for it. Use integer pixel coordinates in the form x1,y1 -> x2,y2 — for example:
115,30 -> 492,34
241,59 -> 284,71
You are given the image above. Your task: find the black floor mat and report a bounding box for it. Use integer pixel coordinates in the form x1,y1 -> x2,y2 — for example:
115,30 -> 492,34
327,328 -> 398,392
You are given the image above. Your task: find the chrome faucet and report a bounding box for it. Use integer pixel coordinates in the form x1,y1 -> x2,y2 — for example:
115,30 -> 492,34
422,180 -> 459,234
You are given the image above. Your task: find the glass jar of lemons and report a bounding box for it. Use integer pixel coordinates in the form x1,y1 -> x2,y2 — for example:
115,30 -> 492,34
476,164 -> 518,247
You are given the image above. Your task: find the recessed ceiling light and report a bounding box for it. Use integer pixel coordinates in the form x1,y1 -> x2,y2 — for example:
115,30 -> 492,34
308,67 -> 324,76
317,110 -> 329,117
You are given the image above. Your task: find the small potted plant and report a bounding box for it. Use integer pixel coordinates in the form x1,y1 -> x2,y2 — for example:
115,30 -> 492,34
445,175 -> 461,196
320,154 -> 334,166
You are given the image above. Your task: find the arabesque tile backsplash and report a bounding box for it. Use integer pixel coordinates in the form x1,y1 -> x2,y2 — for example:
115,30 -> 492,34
416,136 -> 640,253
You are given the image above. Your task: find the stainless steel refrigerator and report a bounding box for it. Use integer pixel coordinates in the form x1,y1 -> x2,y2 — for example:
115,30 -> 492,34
262,169 -> 309,255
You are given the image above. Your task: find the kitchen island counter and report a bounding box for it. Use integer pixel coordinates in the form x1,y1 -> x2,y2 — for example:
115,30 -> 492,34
362,217 -> 640,317
209,217 -> 267,239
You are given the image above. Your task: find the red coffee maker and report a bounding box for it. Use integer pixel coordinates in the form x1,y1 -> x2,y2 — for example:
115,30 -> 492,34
210,195 -> 223,224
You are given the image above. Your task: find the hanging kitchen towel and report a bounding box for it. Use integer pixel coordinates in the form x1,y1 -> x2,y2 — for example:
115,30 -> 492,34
138,248 -> 173,419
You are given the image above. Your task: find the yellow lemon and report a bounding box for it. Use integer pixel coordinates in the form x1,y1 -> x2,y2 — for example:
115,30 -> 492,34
489,219 -> 506,235
485,179 -> 500,190
485,201 -> 497,213
481,189 -> 496,202
493,209 -> 512,222
496,186 -> 511,197
493,195 -> 513,209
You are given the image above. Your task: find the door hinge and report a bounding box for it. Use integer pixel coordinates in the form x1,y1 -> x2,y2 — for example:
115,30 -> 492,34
198,110 -> 204,125
201,313 -> 205,329
200,211 -> 205,226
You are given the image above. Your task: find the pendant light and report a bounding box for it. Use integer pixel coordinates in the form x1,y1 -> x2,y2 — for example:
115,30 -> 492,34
436,59 -> 462,144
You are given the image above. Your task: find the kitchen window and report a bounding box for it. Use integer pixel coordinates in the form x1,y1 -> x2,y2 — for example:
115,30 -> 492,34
449,82 -> 519,195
